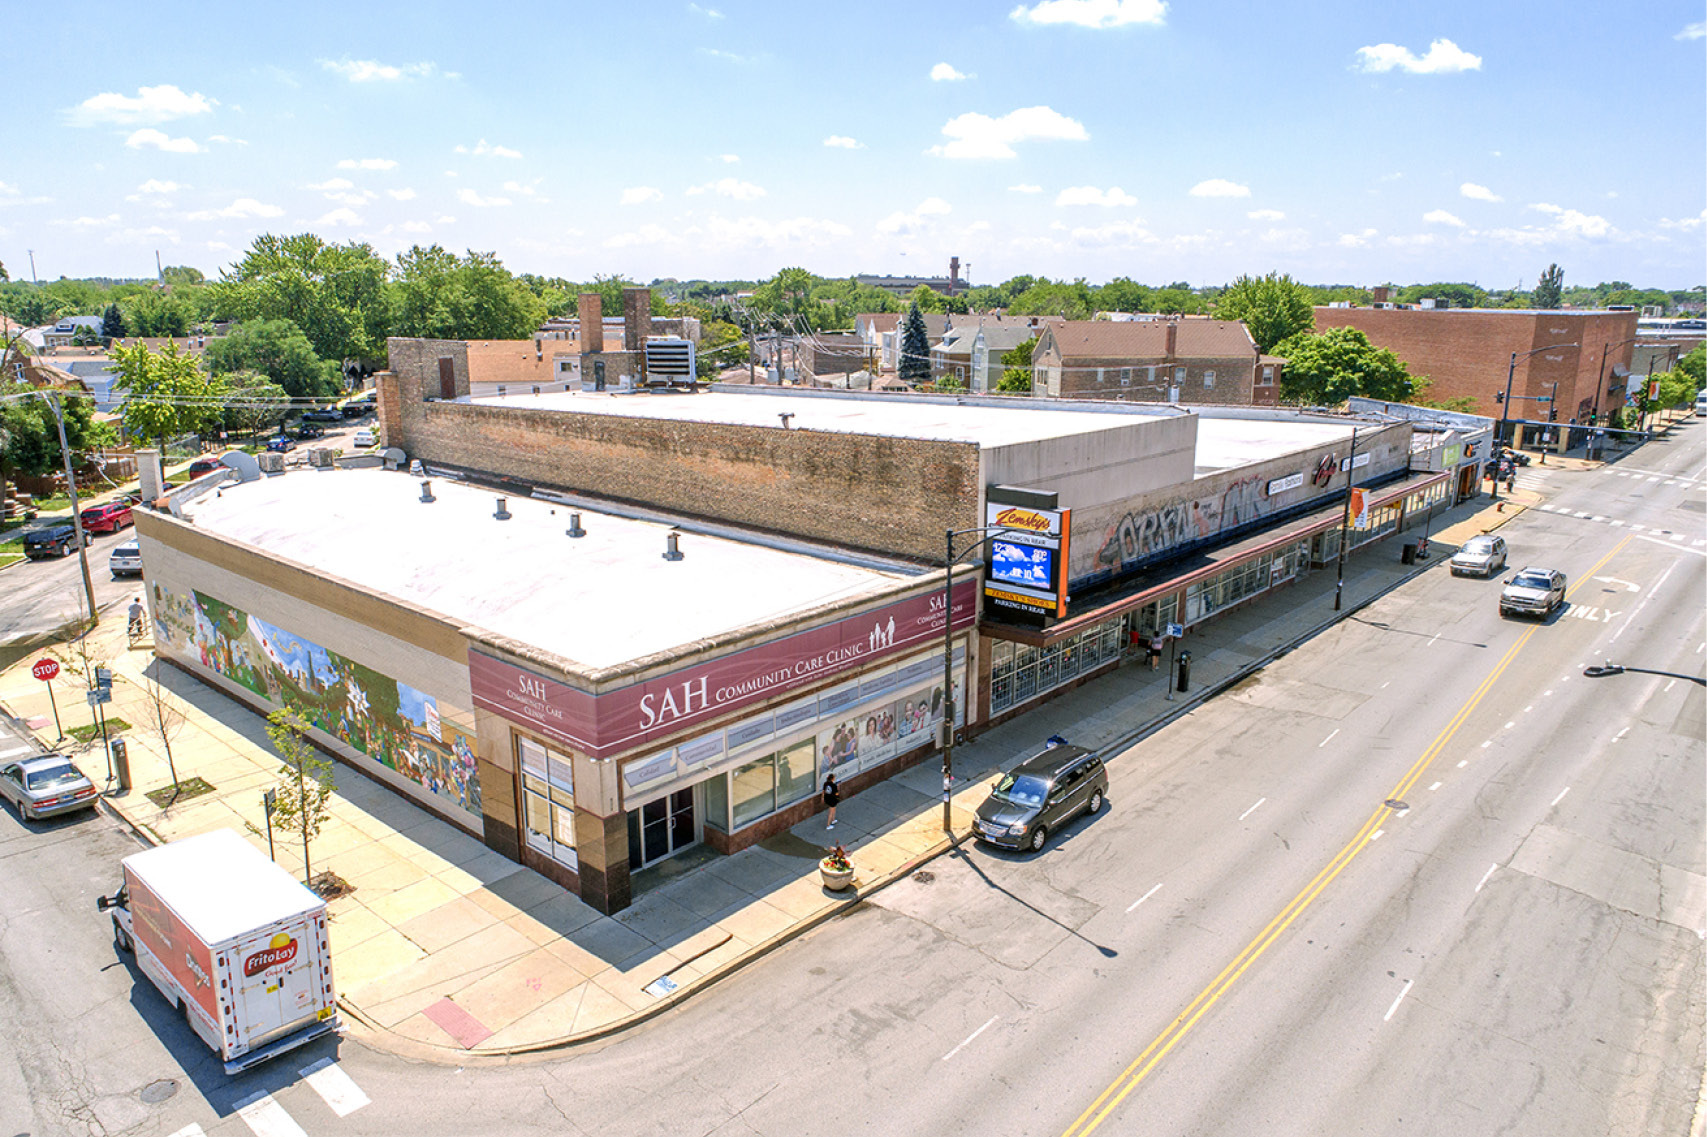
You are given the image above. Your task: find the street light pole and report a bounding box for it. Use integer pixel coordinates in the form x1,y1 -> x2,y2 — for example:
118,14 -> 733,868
1333,427 -> 1359,612
939,524 -> 1023,834
46,392 -> 99,629
1492,341 -> 1578,501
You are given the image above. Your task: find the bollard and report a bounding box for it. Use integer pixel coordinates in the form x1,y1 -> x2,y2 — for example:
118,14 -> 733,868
1176,650 -> 1192,693
111,738 -> 131,792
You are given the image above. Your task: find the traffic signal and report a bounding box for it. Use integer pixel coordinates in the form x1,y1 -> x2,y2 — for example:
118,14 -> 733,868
1548,405 -> 1557,422
1494,390 -> 1505,404
1588,411 -> 1598,426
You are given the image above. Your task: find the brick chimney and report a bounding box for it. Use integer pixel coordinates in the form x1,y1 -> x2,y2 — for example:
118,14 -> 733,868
623,288 -> 650,353
949,256 -> 961,296
1164,320 -> 1177,360
577,293 -> 601,351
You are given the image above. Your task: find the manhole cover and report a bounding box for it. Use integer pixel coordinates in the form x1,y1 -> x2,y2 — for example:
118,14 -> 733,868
912,870 -> 935,884
1383,799 -> 1409,813
139,1079 -> 179,1104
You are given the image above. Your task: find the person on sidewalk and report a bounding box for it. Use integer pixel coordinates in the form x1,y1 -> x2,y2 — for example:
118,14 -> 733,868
1146,637 -> 1162,671
822,771 -> 840,829
127,597 -> 145,638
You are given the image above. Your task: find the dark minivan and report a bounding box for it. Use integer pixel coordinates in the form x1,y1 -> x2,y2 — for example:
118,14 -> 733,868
973,739 -> 1108,852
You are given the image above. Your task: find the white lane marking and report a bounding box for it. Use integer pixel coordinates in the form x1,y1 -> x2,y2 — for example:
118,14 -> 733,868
1551,786 -> 1571,808
1481,741 -> 1491,748
1610,519 -> 1624,527
1369,829 -> 1385,841
235,1093 -> 307,1137
1383,979 -> 1414,1022
1544,689 -> 1553,697
301,1057 -> 370,1117
1380,681 -> 1389,689
1635,534 -> 1705,557
942,1016 -> 998,1062
1126,882 -> 1163,913
1239,797 -> 1266,821
1427,632 -> 1442,647
1523,705 -> 1532,713
166,1127 -> 207,1137
1504,721 -> 1515,730
1429,781 -> 1442,791
1665,678 -> 1677,693
1457,760 -> 1468,768
1319,729 -> 1339,748
1611,561 -> 1678,644
1613,727 -> 1629,742
1475,863 -> 1498,893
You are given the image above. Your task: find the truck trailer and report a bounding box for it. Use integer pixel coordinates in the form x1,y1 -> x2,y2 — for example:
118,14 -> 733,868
98,828 -> 338,1074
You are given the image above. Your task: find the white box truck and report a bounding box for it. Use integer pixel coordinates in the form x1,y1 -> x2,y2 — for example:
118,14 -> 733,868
98,828 -> 339,1073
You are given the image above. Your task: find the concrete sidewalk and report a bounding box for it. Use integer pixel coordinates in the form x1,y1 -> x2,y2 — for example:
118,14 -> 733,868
0,488 -> 1542,1065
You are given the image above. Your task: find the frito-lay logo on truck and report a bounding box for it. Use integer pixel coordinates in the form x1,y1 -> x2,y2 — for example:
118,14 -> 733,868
992,507 -> 1053,533
243,933 -> 298,977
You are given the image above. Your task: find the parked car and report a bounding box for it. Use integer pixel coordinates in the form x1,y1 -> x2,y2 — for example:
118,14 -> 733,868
973,738 -> 1109,852
23,523 -> 87,559
0,754 -> 99,821
339,396 -> 374,419
186,456 -> 227,478
1500,567 -> 1567,619
294,422 -> 325,440
110,537 -> 143,578
79,500 -> 135,535
352,427 -> 376,448
265,435 -> 298,452
301,408 -> 343,423
1450,534 -> 1508,577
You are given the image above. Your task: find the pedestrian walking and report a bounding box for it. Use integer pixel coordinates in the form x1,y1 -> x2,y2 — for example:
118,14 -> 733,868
127,597 -> 146,638
1146,637 -> 1162,671
822,771 -> 840,829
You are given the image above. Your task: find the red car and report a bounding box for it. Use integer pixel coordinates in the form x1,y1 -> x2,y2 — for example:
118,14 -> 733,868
79,500 -> 134,535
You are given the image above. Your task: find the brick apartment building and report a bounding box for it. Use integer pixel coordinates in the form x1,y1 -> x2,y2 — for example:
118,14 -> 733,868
1031,319 -> 1274,406
1313,306 -> 1641,425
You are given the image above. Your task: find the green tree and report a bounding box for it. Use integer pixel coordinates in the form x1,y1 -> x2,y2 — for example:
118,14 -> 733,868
1675,344 -> 1703,390
0,384 -> 102,521
899,302 -> 931,385
695,320 -> 747,380
998,335 -> 1037,393
1272,327 -> 1414,404
214,233 -> 391,363
903,283 -> 948,315
0,285 -> 70,327
1009,279 -> 1094,319
1533,264 -> 1564,310
1096,277 -> 1151,314
111,340 -> 222,446
120,290 -> 192,337
260,708 -> 335,888
101,303 -> 126,339
1212,272 -> 1314,354
1149,286 -> 1205,315
1395,282 -> 1489,309
390,246 -> 546,342
218,371 -> 293,437
160,265 -> 206,287
203,319 -> 339,401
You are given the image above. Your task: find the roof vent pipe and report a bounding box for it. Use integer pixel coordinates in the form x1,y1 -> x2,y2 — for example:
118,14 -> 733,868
494,496 -> 511,520
420,479 -> 435,503
663,531 -> 684,561
779,412 -> 794,430
566,512 -> 586,538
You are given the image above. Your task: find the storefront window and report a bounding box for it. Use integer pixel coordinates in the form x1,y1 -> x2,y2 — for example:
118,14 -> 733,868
990,619 -> 1124,715
518,734 -> 577,868
777,738 -> 817,808
731,753 -> 776,829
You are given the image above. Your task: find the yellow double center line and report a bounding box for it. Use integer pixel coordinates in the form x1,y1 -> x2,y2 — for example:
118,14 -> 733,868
1061,538 -> 1631,1137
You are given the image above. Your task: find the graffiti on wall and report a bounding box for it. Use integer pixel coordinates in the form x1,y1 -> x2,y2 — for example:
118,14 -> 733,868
1091,474 -> 1270,576
152,583 -> 482,817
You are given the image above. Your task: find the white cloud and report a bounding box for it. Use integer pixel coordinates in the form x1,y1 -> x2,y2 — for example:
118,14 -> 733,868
1190,178 -> 1250,198
503,180 -> 548,201
206,135 -> 247,146
54,214 -> 121,229
454,139 -> 523,159
719,154 -> 740,163
1675,21 -> 1705,40
1423,209 -> 1465,227
387,188 -> 417,201
457,188 -> 512,207
823,135 -> 865,149
620,186 -> 664,205
125,129 -> 202,153
1009,184 -> 1043,194
1247,208 -> 1285,220
136,179 -> 183,195
395,220 -> 433,235
699,48 -> 752,64
1659,209 -> 1705,231
1527,202 -> 1611,237
929,105 -> 1087,159
1385,234 -> 1438,248
1055,185 -> 1137,207
1258,227 -> 1311,250
111,225 -> 180,245
1355,38 -> 1482,74
315,208 -> 362,227
605,223 -> 674,249
68,84 -> 216,126
877,197 -> 953,235
1460,182 -> 1502,202
184,197 -> 284,220
306,178 -> 355,191
321,59 -> 439,82
930,62 -> 968,81
338,157 -> 398,170
1338,228 -> 1378,247
688,3 -> 724,16
686,177 -> 767,200
1009,0 -> 1167,29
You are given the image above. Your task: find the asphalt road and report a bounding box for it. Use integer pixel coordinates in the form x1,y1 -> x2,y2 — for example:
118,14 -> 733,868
0,426 -> 1700,1137
0,523 -> 137,661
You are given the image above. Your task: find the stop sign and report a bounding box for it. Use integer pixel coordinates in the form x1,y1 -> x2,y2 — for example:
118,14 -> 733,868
31,658 -> 60,682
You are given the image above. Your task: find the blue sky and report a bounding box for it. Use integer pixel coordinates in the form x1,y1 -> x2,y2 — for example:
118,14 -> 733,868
6,1 -> 1704,289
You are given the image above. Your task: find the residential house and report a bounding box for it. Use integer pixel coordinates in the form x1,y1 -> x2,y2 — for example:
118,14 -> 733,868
1031,319 -> 1266,405
930,317 -> 1055,392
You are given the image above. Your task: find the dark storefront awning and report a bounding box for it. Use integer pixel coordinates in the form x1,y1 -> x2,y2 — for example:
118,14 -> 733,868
982,469 -> 1450,647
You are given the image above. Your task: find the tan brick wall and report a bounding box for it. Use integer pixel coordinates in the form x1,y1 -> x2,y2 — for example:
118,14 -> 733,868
1038,346 -> 1258,405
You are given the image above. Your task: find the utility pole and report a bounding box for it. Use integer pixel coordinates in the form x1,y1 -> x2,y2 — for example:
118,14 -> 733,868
1334,427 -> 1359,612
28,250 -> 37,283
47,393 -> 99,628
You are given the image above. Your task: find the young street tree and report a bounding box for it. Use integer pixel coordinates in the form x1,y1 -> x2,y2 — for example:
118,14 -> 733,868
111,340 -> 223,448
263,708 -> 335,887
899,302 -> 931,386
1272,326 -> 1415,404
1533,264 -> 1565,310
139,664 -> 188,804
1213,272 -> 1315,354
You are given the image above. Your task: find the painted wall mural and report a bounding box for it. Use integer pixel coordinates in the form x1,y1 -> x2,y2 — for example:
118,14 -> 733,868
1087,473 -> 1269,581
151,583 -> 481,817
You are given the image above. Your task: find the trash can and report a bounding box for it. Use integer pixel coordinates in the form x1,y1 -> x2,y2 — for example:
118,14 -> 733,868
110,737 -> 130,792
1401,541 -> 1418,565
1176,650 -> 1192,693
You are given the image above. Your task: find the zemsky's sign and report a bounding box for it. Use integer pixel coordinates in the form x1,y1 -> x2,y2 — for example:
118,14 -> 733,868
469,581 -> 978,759
983,503 -> 1070,622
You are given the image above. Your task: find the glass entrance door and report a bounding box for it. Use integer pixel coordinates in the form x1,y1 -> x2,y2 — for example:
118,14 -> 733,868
628,788 -> 696,869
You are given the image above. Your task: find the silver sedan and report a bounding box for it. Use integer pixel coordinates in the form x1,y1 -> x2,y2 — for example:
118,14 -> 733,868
0,755 -> 100,821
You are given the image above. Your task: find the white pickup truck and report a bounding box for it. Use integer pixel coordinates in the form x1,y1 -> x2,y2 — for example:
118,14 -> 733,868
99,829 -> 339,1073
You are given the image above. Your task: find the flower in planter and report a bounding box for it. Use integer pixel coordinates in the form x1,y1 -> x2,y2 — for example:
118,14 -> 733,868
822,844 -> 852,872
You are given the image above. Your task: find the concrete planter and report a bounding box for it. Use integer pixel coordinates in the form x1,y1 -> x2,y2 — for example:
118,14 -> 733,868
819,859 -> 855,891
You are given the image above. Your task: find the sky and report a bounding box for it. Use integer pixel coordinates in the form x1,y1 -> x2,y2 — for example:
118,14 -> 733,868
5,0 -> 1704,291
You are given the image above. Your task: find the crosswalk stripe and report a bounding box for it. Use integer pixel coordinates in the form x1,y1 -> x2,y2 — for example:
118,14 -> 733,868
300,1058 -> 370,1117
0,744 -> 33,759
235,1092 -> 307,1137
166,1126 -> 206,1137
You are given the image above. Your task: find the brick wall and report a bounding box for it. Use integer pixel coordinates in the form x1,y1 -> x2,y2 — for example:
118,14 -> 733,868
1049,353 -> 1257,405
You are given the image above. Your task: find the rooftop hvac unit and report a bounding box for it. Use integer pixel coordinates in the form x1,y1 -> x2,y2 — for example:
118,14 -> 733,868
642,339 -> 697,389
